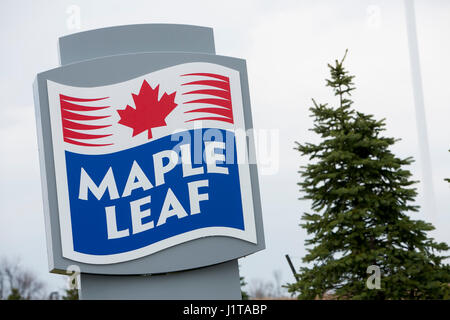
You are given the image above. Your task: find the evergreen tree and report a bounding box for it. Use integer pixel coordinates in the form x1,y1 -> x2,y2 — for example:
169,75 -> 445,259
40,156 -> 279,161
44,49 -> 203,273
62,288 -> 79,300
7,288 -> 23,300
288,51 -> 450,300
240,276 -> 249,300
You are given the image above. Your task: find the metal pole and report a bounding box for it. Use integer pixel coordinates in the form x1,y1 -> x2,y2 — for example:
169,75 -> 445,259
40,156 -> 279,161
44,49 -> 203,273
285,254 -> 299,282
404,0 -> 436,219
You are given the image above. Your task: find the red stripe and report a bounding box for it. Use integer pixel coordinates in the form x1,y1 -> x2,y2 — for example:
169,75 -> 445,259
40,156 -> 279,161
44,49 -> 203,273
64,137 -> 113,147
181,73 -> 229,82
185,116 -> 234,124
181,80 -> 229,91
182,89 -> 230,100
185,107 -> 233,117
62,119 -> 111,131
63,128 -> 112,140
184,98 -> 231,108
61,100 -> 110,112
62,109 -> 110,121
60,94 -> 108,102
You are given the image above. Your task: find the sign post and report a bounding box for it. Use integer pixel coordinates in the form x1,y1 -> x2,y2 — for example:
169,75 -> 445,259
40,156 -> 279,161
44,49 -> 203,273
33,24 -> 264,299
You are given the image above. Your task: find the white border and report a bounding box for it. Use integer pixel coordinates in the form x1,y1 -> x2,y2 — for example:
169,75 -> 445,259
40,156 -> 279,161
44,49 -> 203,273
47,62 -> 256,264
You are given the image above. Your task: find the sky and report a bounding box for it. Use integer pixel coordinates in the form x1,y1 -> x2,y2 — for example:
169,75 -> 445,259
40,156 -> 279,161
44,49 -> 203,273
0,0 -> 449,296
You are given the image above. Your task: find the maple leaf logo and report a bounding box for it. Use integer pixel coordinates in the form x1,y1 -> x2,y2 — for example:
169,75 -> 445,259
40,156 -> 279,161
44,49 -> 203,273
117,80 -> 177,139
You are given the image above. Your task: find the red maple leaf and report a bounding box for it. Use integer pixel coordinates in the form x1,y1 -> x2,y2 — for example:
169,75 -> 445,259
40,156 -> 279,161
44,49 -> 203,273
117,80 -> 177,139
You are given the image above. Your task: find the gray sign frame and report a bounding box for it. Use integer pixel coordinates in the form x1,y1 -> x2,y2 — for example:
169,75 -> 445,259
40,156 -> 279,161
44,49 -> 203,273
33,25 -> 265,276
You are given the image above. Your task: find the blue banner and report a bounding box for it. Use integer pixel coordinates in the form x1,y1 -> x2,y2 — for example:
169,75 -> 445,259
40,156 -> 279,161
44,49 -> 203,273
65,129 -> 245,255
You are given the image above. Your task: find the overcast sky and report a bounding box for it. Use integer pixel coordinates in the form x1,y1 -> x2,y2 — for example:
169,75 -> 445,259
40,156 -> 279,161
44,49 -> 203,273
1,0 -> 449,295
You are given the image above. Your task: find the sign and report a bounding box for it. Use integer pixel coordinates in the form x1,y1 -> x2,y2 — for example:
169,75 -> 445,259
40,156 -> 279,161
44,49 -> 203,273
47,63 -> 256,264
34,24 -> 264,275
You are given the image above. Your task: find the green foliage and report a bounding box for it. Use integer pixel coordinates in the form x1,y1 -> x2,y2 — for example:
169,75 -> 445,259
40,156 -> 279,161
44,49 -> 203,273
62,288 -> 79,300
288,50 -> 450,300
240,276 -> 249,300
7,288 -> 23,300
